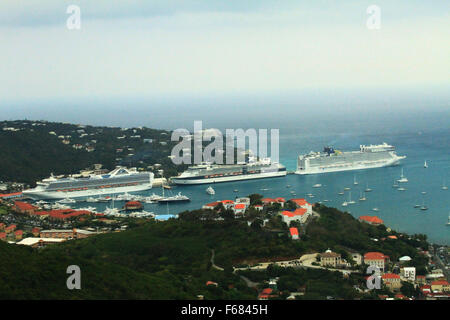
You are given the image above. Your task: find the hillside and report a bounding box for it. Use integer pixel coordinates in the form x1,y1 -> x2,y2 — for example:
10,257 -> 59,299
0,120 -> 183,184
0,205 -> 430,299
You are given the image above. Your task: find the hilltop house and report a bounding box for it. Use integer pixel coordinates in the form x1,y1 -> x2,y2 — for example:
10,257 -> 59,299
320,250 -> 342,268
364,252 -> 389,271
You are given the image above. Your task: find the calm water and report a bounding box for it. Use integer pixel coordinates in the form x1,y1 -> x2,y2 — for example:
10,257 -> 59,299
70,128 -> 450,245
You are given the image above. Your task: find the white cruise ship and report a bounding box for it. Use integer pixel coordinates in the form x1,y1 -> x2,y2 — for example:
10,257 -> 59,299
23,166 -> 154,200
295,143 -> 405,175
171,157 -> 286,185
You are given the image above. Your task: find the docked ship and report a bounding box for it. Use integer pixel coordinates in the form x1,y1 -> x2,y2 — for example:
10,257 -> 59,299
171,157 -> 286,185
22,166 -> 154,200
295,143 -> 406,175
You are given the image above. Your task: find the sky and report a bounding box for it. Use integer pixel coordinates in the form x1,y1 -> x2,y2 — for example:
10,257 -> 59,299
0,1 -> 449,128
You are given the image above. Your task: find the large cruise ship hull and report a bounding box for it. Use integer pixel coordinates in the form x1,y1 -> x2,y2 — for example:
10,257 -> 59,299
23,183 -> 153,200
295,156 -> 404,175
172,170 -> 286,185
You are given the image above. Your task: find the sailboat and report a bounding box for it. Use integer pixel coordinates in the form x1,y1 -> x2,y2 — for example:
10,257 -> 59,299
359,191 -> 367,201
424,160 -> 428,168
353,175 -> 358,185
365,182 -> 372,192
206,186 -> 215,195
393,179 -> 399,188
397,168 -> 408,183
446,214 -> 450,226
420,196 -> 428,211
347,191 -> 356,205
442,180 -> 448,190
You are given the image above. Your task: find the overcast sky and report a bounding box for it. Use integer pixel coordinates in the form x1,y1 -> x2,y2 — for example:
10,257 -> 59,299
0,1 -> 449,126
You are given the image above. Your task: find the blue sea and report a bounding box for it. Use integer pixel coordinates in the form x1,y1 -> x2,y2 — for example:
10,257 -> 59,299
70,125 -> 450,245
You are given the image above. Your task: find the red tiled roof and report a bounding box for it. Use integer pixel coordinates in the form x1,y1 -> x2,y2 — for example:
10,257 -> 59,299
432,280 -> 449,286
13,201 -> 36,210
204,201 -> 220,207
388,235 -> 398,239
206,281 -> 218,286
14,230 -> 23,235
364,252 -> 387,261
382,273 -> 400,280
289,227 -> 299,236
359,216 -> 384,224
275,197 -> 286,202
261,288 -> 273,295
221,200 -> 234,204
290,198 -> 309,206
0,232 -> 6,239
234,203 -> 246,209
5,225 -> 16,231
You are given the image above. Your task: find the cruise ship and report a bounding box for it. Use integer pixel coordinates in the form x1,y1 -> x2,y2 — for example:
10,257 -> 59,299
171,157 -> 286,185
295,143 -> 405,175
23,167 -> 154,200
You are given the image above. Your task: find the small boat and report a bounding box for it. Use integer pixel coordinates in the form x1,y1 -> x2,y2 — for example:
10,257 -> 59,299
414,204 -> 421,208
393,180 -> 399,188
347,192 -> 356,205
163,185 -> 172,190
234,189 -> 239,192
365,182 -> 372,192
344,187 -> 351,191
420,196 -> 428,211
442,180 -> 448,190
398,187 -> 406,191
359,191 -> 367,201
446,214 -> 450,226
424,160 -> 428,168
397,168 -> 408,183
421,191 -> 427,195
353,176 -> 358,185
342,201 -> 348,207
313,184 -> 322,188
57,198 -> 76,204
157,192 -> 190,203
86,197 -> 98,203
96,196 -> 112,203
338,191 -> 344,195
372,208 -> 379,212
286,185 -> 291,188
260,188 -> 269,191
206,186 -> 215,195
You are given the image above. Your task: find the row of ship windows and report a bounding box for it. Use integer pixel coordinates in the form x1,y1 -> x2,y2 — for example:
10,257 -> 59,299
55,182 -> 140,192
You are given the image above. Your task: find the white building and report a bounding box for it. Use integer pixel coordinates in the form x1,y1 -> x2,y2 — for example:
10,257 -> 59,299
401,267 -> 416,282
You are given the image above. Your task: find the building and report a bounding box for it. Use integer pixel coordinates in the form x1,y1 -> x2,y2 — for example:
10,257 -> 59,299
233,203 -> 247,215
0,223 -> 4,231
258,288 -> 278,300
17,237 -> 66,248
12,201 -> 37,215
350,252 -> 363,265
40,228 -> 96,240
382,273 -> 402,291
5,225 -> 16,234
0,232 -> 6,241
320,249 -> 342,268
401,267 -> 416,282
289,227 -> 299,240
32,227 -> 40,237
280,208 -> 309,225
431,280 -> 450,293
364,252 -> 389,271
290,198 -> 313,215
359,216 -> 384,225
235,197 -> 250,206
14,230 -> 23,240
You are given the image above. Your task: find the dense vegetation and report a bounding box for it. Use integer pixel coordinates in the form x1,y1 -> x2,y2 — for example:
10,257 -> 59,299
0,120 -> 182,185
0,205 -> 429,299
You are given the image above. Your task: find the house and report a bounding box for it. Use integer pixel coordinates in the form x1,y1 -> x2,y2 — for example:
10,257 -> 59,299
258,288 -> 277,300
202,201 -> 221,210
359,216 -> 384,225
5,225 -> 16,234
32,227 -> 40,237
320,250 -> 342,268
382,273 -> 402,291
364,252 -> 389,271
290,198 -> 313,214
206,281 -> 218,287
416,275 -> 426,285
253,205 -> 263,211
13,201 -> 37,215
350,252 -> 363,265
14,230 -> 23,240
233,203 -> 247,215
401,267 -> 416,282
235,197 -> 250,206
289,227 -> 299,240
280,208 -> 309,225
220,200 -> 235,210
431,280 -> 450,293
0,232 -> 6,241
